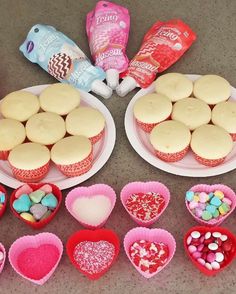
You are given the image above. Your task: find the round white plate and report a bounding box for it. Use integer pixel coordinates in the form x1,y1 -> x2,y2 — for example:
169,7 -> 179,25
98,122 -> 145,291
125,74 -> 236,177
0,85 -> 116,189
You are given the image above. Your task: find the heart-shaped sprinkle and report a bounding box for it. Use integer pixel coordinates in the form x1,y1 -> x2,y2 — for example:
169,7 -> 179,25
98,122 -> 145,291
41,194 -> 58,209
40,184 -> 53,194
15,184 -> 33,199
13,194 -> 31,213
29,190 -> 46,203
30,204 -> 48,220
73,241 -> 115,275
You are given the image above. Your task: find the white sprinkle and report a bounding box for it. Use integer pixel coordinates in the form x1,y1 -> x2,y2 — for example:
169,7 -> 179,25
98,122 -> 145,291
215,252 -> 224,263
191,231 -> 201,239
187,236 -> 192,245
197,258 -> 205,266
211,261 -> 220,270
208,243 -> 218,251
205,262 -> 212,270
205,232 -> 211,239
220,234 -> 228,241
212,232 -> 221,238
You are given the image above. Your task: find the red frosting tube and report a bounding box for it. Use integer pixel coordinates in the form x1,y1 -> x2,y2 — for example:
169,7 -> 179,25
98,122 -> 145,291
116,19 -> 197,97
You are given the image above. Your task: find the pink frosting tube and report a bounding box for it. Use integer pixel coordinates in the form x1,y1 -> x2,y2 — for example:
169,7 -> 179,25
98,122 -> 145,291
86,1 -> 130,89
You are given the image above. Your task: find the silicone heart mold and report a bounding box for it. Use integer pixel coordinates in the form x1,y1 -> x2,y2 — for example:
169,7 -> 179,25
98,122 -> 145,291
124,227 -> 176,278
0,242 -> 6,274
185,184 -> 236,226
184,226 -> 236,276
8,232 -> 63,285
120,182 -> 170,227
65,184 -> 116,229
0,184 -> 7,219
10,183 -> 62,229
66,229 -> 120,280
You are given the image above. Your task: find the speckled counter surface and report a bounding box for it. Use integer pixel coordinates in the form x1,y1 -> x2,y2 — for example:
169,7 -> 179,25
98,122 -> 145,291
0,0 -> 236,293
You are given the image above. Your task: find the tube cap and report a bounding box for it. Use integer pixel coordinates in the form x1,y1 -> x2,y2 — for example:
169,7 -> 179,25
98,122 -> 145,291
106,69 -> 119,90
116,76 -> 137,97
91,80 -> 113,99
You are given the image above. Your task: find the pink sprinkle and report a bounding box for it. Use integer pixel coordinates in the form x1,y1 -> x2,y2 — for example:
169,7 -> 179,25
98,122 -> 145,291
188,245 -> 197,253
206,252 -> 216,263
192,251 -> 202,259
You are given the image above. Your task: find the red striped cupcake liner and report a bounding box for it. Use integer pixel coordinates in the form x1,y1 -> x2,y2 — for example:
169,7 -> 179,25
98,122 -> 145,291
9,161 -> 50,183
154,145 -> 189,162
89,128 -> 105,145
0,150 -> 10,161
136,119 -> 159,133
230,133 -> 236,142
56,151 -> 93,177
192,151 -> 226,167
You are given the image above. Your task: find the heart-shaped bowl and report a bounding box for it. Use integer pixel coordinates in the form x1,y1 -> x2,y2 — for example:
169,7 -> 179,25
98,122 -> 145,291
10,183 -> 62,229
184,226 -> 236,276
124,227 -> 176,279
8,232 -> 63,285
120,181 -> 170,227
0,184 -> 7,219
0,242 -> 6,274
65,184 -> 116,229
66,229 -> 120,280
185,184 -> 236,226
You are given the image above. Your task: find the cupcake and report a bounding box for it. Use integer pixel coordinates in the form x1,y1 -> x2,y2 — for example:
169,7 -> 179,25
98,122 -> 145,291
66,107 -> 105,144
150,120 -> 191,162
133,93 -> 172,133
212,101 -> 236,141
0,119 -> 26,160
0,90 -> 40,122
193,75 -> 231,105
51,136 -> 93,177
39,83 -> 80,115
191,125 -> 233,167
155,73 -> 193,102
171,98 -> 211,131
26,112 -> 66,145
8,143 -> 50,182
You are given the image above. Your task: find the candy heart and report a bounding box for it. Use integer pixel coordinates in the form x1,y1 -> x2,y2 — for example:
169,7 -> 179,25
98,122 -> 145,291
15,184 -> 33,199
41,193 -> 58,209
41,210 -> 52,220
30,204 -> 48,220
29,190 -> 46,204
40,184 -> 52,194
13,194 -> 31,213
66,229 -> 120,280
65,184 -> 116,229
0,243 -> 6,274
124,227 -> 176,279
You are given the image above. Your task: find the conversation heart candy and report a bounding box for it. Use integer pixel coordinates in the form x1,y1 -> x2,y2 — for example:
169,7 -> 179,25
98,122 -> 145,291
40,184 -> 53,194
41,193 -> 58,209
30,203 -> 48,220
15,184 -> 33,198
13,194 -> 31,213
210,197 -> 222,207
20,212 -> 36,222
29,190 -> 46,203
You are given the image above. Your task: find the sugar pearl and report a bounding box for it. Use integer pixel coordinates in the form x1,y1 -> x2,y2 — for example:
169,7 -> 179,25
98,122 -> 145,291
197,258 -> 205,266
215,252 -> 224,263
205,232 -> 211,239
187,236 -> 192,245
188,245 -> 197,253
211,261 -> 220,270
220,234 -> 228,241
191,231 -> 201,239
205,262 -> 212,270
212,232 -> 221,238
208,243 -> 218,251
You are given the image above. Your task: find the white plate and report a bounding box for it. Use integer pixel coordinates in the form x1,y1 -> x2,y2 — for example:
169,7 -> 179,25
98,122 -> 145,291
0,85 -> 116,189
125,74 -> 236,177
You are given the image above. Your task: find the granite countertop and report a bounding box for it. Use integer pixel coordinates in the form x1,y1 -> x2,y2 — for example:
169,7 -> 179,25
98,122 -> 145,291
0,0 -> 236,293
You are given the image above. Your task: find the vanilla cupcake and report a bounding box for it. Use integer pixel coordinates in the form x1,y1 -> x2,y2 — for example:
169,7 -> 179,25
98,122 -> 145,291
150,120 -> 191,162
212,101 -> 236,141
51,136 -> 93,177
66,107 -> 105,144
8,143 -> 50,182
171,98 -> 211,131
193,75 -> 231,105
155,73 -> 193,102
0,119 -> 26,160
26,112 -> 66,145
0,91 -> 40,122
133,93 -> 172,133
39,83 -> 80,115
191,124 -> 233,167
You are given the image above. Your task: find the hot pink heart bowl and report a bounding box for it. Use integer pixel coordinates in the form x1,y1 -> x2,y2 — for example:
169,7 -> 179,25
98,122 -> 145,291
0,242 -> 6,274
120,181 -> 170,227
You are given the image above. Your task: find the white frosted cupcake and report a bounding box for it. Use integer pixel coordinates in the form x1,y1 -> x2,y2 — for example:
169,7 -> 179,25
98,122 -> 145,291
39,83 -> 80,115
26,112 -> 66,145
171,98 -> 211,131
191,124 -> 233,166
150,120 -> 191,162
212,101 -> 236,141
8,143 -> 50,182
0,119 -> 26,160
51,136 -> 93,177
0,91 -> 40,122
66,107 -> 105,144
155,73 -> 193,102
133,93 -> 172,133
193,75 -> 231,105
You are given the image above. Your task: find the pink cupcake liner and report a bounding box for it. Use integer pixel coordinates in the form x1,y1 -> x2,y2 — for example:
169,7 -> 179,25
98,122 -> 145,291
192,151 -> 225,167
120,181 -> 170,227
155,145 -> 189,162
89,128 -> 105,145
185,184 -> 236,226
65,184 -> 116,229
136,119 -> 159,133
0,243 -> 6,274
124,227 -> 176,279
0,150 -> 10,160
56,151 -> 93,177
8,232 -> 63,285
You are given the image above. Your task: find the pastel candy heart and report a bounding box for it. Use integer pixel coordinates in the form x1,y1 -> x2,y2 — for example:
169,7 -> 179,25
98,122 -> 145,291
41,210 -> 52,220
199,192 -> 209,203
15,184 -> 33,199
206,205 -> 216,214
186,191 -> 194,202
29,190 -> 46,204
40,184 -> 52,194
41,194 -> 58,209
210,196 -> 222,207
20,212 -> 36,222
30,204 -> 48,220
13,194 -> 31,213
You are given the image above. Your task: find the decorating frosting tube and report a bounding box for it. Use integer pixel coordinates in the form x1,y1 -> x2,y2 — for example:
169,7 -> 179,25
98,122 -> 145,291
86,1 -> 130,90
19,24 -> 112,99
116,19 -> 197,97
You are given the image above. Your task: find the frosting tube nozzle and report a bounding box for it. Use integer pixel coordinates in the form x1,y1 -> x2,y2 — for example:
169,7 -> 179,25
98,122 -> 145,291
106,69 -> 119,90
116,76 -> 137,97
91,79 -> 112,99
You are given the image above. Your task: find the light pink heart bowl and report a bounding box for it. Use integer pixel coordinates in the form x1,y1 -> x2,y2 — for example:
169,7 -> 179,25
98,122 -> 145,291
120,181 -> 170,227
185,184 -> 236,226
65,184 -> 116,229
0,242 -> 6,274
